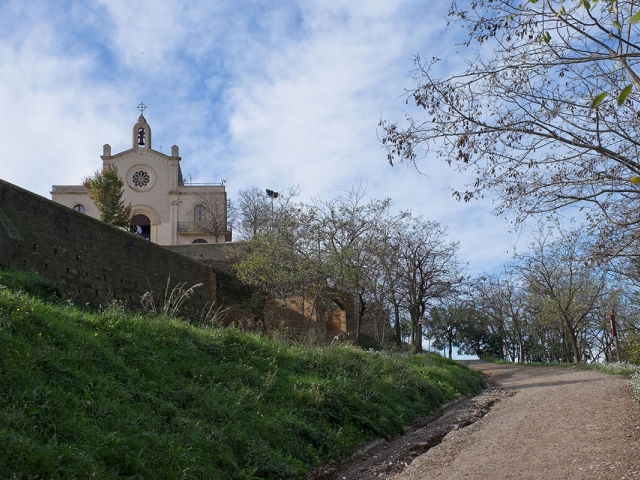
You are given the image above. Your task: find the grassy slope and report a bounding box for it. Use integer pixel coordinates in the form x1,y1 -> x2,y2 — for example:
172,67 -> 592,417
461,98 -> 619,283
0,271 -> 483,479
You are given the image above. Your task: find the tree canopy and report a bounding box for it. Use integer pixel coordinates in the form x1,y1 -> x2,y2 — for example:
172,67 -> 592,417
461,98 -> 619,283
82,166 -> 131,228
381,0 -> 640,260
231,186 -> 463,350
454,226 -> 627,363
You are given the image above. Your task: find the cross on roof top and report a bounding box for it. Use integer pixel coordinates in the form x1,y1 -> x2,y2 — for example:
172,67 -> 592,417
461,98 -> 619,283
136,101 -> 147,115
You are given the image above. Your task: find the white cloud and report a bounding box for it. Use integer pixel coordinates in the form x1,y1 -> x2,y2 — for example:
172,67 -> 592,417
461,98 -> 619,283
96,0 -> 187,70
0,9 -> 129,192
0,0 -> 528,274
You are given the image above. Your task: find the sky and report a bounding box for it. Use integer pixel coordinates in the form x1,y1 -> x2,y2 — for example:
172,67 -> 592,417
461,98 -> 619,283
0,0 -> 530,275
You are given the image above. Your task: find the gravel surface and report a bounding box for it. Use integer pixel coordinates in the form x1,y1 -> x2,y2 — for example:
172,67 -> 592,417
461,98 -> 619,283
311,362 -> 640,480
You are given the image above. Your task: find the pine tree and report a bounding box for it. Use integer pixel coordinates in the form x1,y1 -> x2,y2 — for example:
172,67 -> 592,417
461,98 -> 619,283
82,166 -> 132,228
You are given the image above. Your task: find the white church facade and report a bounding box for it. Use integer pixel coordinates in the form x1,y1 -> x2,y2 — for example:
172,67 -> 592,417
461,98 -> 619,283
51,113 -> 230,245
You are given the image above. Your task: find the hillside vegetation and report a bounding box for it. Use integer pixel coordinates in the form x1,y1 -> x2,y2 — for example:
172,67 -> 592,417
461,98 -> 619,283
0,269 -> 483,479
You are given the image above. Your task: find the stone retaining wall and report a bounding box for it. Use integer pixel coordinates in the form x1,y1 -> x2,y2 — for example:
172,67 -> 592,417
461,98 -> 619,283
0,179 -> 215,318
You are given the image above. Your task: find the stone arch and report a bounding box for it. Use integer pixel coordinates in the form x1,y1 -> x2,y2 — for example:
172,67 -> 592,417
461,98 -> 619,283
325,297 -> 347,338
130,205 -> 159,243
130,204 -> 160,225
329,298 -> 346,311
131,214 -> 151,240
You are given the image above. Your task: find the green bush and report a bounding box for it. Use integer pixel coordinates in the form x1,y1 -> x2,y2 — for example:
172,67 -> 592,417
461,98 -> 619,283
623,332 -> 640,365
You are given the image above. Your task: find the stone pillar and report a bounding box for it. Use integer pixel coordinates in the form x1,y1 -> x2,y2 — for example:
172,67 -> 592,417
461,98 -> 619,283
170,200 -> 178,245
170,161 -> 179,190
101,144 -> 113,167
170,146 -> 181,189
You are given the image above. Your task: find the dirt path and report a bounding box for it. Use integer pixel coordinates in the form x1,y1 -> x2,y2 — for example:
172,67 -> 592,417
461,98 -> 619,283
312,362 -> 640,480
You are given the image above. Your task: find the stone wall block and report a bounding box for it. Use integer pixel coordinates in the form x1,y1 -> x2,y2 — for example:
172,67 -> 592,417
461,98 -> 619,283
0,179 -> 216,318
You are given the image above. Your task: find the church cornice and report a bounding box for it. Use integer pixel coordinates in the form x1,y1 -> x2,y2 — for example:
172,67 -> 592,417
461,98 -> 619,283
103,147 -> 180,165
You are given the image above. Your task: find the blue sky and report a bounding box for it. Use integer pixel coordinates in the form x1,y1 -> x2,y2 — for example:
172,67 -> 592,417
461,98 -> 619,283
0,0 -> 529,274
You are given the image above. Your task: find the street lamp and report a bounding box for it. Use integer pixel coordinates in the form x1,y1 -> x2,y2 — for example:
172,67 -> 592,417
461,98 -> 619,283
266,189 -> 279,213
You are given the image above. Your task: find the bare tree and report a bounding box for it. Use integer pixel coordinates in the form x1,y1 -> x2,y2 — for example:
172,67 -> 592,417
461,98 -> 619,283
235,187 -> 271,240
188,190 -> 229,243
395,218 -> 465,353
517,228 -> 609,364
232,185 -> 467,350
234,186 -> 304,240
381,0 -> 640,260
427,304 -> 464,359
376,211 -> 410,348
312,186 -> 397,342
473,271 -> 528,362
231,187 -> 328,333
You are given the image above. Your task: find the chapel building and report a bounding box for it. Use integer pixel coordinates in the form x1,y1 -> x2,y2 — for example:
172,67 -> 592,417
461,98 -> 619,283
51,113 -> 230,245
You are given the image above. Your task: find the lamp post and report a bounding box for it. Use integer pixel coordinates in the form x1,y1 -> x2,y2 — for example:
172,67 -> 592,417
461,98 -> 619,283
265,189 -> 279,213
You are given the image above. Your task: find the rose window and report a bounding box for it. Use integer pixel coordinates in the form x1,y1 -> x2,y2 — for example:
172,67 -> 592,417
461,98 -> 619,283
132,170 -> 150,188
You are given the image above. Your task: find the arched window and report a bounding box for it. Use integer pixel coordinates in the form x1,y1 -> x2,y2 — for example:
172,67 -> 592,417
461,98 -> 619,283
137,127 -> 146,146
73,204 -> 85,214
194,204 -> 205,223
192,239 -> 208,244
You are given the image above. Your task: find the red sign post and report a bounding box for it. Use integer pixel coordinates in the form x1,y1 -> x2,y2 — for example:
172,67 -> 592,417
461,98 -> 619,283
610,308 -> 622,363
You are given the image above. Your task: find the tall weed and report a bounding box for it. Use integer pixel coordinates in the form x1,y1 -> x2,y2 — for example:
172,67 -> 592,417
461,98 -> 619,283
193,302 -> 229,329
140,276 -> 202,318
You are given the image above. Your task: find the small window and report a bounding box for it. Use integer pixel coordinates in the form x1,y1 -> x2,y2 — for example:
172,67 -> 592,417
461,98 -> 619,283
194,204 -> 205,222
192,239 -> 208,244
73,204 -> 85,214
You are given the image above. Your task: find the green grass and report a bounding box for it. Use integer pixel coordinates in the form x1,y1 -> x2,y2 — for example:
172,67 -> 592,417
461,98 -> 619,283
0,269 -> 63,302
631,373 -> 640,402
0,271 -> 483,479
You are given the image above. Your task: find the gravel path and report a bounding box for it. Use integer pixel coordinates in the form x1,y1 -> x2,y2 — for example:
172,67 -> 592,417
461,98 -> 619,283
396,363 -> 640,480
312,362 -> 640,480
